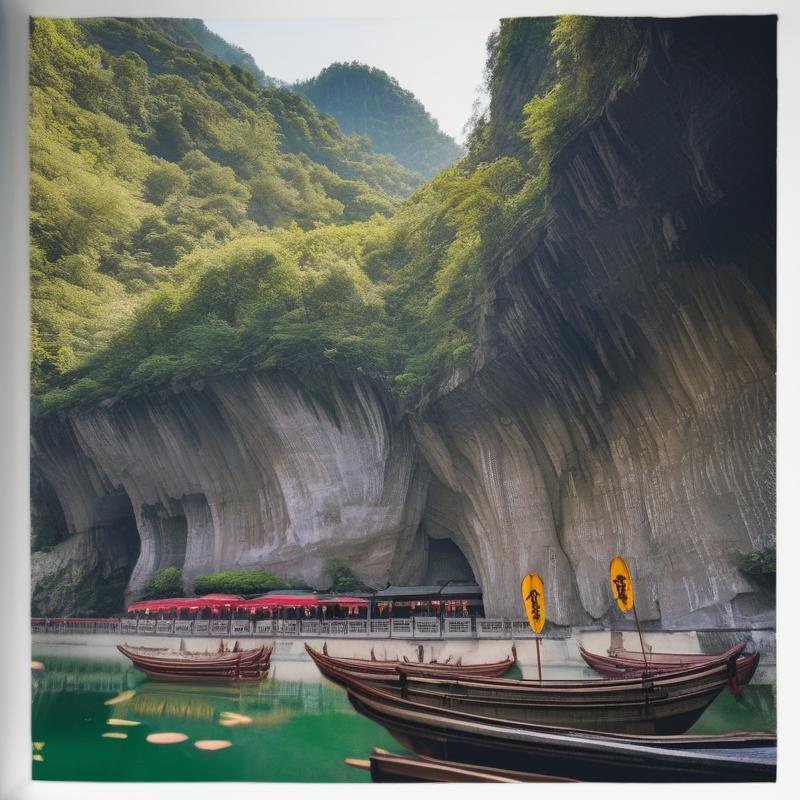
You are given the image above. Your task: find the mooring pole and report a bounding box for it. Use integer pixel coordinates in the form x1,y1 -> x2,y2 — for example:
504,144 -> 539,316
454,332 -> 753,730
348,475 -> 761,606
535,635 -> 543,683
632,602 -> 649,673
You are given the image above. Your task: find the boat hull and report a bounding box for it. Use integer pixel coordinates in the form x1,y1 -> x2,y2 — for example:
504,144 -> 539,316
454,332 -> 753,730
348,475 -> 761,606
356,751 -> 577,783
118,644 -> 272,683
307,645 -> 734,735
318,648 -> 514,678
580,644 -> 760,694
346,683 -> 776,783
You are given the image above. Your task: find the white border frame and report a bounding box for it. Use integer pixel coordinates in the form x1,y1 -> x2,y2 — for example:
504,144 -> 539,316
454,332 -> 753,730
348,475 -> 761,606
2,1 -> 796,798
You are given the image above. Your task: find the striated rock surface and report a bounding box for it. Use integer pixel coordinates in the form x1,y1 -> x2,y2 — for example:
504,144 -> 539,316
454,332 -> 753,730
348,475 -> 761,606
413,17 -> 776,625
33,370 -> 429,608
30,18 -> 775,626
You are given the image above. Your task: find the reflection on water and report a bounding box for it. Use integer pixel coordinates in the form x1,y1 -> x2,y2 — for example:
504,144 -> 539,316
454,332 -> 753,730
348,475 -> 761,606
32,653 -> 776,782
32,654 -> 400,782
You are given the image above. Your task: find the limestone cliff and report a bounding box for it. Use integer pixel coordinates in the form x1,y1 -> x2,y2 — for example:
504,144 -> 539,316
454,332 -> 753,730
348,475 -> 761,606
32,371 -> 430,608
31,17 -> 775,626
407,17 -> 776,625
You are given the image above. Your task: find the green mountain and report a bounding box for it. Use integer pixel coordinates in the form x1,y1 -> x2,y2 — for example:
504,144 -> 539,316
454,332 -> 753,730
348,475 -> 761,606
29,17 -> 420,401
294,62 -> 464,179
32,17 -> 645,414
173,19 -> 285,88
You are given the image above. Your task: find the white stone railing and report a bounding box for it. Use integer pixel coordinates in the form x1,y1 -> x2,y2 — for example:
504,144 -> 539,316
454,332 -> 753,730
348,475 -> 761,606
476,618 -> 508,638
231,620 -> 252,636
137,619 -> 156,634
369,619 -> 390,637
254,619 -> 273,635
32,616 -> 562,639
412,616 -> 441,638
444,617 -> 473,637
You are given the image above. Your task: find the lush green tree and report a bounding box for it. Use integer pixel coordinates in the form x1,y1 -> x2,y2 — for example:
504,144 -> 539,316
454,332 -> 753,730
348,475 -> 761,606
142,566 -> 185,599
143,162 -> 188,204
192,568 -> 296,596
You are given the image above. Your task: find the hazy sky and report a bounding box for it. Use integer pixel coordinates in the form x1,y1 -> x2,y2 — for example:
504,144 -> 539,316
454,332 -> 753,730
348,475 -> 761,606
205,18 -> 500,143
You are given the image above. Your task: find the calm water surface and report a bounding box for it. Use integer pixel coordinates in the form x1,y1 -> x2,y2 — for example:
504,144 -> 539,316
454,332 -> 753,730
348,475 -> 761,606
31,653 -> 776,782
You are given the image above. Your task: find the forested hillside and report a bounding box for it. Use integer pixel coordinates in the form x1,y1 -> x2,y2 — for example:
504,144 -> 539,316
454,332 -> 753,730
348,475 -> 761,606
33,16 -> 643,414
295,62 -> 463,178
167,19 -> 285,88
30,18 -> 419,402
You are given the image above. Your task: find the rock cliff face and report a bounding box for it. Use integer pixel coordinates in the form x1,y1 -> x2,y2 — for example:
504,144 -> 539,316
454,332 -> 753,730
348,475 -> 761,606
411,17 -> 776,625
32,371 -> 430,607
31,17 -> 775,626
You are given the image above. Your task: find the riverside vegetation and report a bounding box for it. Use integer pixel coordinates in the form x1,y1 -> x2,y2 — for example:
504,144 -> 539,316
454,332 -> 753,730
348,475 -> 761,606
31,16 -> 643,416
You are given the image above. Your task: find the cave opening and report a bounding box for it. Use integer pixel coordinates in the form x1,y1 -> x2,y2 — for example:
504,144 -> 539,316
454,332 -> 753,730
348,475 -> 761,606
421,535 -> 476,585
30,472 -> 70,552
140,502 -> 189,570
94,491 -> 140,560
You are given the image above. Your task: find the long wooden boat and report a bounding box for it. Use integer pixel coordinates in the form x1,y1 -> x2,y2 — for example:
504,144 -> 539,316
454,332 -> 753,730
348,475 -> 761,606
118,643 -> 272,683
346,748 -> 578,783
580,643 -> 760,693
314,643 -> 515,678
306,645 -> 737,735
343,678 -> 777,782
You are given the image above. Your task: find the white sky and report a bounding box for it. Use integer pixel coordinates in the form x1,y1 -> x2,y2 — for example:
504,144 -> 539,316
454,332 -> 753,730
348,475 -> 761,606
204,18 -> 500,143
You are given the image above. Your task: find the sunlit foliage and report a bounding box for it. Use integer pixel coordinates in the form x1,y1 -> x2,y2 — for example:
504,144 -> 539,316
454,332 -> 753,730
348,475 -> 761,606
33,16 -> 643,413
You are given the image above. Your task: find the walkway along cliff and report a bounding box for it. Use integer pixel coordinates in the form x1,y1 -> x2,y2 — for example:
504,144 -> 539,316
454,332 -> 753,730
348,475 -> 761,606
31,17 -> 776,628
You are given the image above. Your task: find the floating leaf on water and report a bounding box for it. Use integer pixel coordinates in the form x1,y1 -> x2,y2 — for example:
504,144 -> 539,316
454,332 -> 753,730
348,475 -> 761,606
107,718 -> 141,726
31,661 -> 45,670
32,754 -> 44,762
146,732 -> 188,744
218,719 -> 246,728
218,711 -> 252,727
104,690 -> 135,706
195,740 -> 232,751
102,732 -> 128,739
33,742 -> 45,751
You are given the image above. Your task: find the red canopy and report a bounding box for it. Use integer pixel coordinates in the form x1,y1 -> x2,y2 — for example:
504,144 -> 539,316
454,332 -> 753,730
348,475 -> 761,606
238,594 -> 318,609
327,596 -> 368,609
127,594 -> 243,613
127,593 -> 368,613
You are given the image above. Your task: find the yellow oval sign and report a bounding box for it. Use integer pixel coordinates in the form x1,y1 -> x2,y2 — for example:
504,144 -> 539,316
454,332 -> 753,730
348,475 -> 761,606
609,556 -> 634,612
521,574 -> 546,634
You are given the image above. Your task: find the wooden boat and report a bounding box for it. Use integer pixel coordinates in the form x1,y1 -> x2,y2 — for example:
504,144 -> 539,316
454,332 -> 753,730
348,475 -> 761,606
579,643 -> 760,693
118,643 -> 272,682
343,678 -> 776,782
306,645 -> 738,735
313,643 -> 514,678
346,748 -> 578,783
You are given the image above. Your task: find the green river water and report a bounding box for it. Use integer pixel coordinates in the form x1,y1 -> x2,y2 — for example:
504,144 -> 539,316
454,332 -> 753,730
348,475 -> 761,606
31,653 -> 776,782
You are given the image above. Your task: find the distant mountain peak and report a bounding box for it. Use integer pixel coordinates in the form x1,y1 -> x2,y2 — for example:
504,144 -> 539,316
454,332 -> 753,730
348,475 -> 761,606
294,61 -> 464,179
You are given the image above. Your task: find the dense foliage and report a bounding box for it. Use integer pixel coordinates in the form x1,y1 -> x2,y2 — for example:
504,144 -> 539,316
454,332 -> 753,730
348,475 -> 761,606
142,566 -> 184,599
295,62 -> 463,179
736,538 -> 776,586
30,17 -> 417,400
32,16 -> 644,415
324,558 -> 369,593
165,19 -> 284,88
192,568 -> 301,596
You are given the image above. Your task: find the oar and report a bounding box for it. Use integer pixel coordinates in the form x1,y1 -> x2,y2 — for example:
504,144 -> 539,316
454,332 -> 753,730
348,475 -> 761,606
609,556 -> 649,673
520,573 -> 546,682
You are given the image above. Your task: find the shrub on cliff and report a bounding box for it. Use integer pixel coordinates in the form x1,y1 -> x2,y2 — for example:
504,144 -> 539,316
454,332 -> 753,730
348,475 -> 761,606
142,566 -> 184,599
192,568 -> 296,596
324,557 -> 368,593
736,538 -> 776,588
